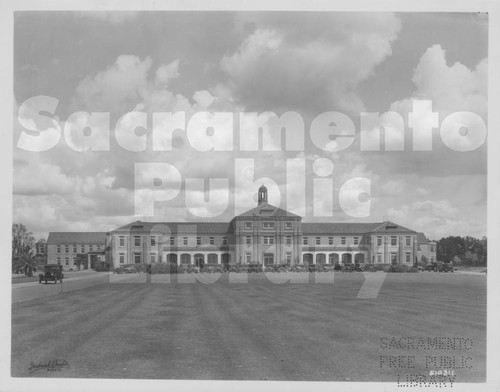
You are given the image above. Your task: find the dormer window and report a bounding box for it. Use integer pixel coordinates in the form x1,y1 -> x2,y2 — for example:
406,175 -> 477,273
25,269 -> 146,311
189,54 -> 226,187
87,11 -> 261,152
262,222 -> 275,229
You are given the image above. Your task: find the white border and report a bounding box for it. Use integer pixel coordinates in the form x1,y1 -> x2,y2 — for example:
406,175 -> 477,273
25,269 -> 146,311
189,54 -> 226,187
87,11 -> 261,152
1,1 -> 498,392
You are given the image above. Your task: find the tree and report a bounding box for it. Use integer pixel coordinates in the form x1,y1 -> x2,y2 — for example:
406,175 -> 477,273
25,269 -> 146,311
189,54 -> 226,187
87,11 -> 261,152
14,252 -> 38,277
437,235 -> 487,266
12,223 -> 35,274
437,236 -> 465,262
35,238 -> 48,263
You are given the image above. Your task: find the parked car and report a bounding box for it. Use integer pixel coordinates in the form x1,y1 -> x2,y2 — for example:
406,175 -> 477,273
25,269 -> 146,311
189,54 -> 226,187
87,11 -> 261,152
39,264 -> 64,284
438,262 -> 454,272
424,262 -> 439,272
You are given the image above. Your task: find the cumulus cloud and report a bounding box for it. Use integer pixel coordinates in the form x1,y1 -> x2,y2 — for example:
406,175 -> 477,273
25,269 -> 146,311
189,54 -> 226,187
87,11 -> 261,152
72,55 -> 153,112
386,199 -> 484,239
361,44 -> 487,177
221,13 -> 401,112
390,44 -> 487,119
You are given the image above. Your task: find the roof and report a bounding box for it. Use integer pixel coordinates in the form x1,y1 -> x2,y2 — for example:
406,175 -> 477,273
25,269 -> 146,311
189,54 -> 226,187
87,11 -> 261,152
302,221 -> 416,235
236,202 -> 301,218
47,232 -> 106,245
369,221 -> 417,234
417,232 -> 429,244
302,222 -> 380,234
111,221 -> 232,234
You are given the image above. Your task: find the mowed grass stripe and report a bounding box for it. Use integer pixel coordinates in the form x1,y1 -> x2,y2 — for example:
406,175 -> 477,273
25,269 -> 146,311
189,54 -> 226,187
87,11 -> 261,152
11,273 -> 486,381
208,281 -> 361,380
11,285 -> 153,377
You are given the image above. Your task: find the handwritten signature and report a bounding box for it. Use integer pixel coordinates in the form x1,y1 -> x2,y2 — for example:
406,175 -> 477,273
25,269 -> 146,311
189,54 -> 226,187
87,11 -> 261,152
28,360 -> 71,374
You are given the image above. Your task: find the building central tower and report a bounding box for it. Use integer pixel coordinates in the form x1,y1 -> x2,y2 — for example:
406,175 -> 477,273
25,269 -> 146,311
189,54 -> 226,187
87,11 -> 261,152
258,185 -> 268,205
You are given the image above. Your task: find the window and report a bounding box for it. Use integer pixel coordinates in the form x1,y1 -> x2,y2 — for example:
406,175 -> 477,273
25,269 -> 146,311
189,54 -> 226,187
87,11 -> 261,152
377,236 -> 382,246
183,237 -> 188,246
65,257 -> 69,266
263,236 -> 274,245
391,236 -> 397,246
390,253 -> 397,263
134,253 -> 141,264
405,252 -> 411,263
196,236 -> 201,246
73,255 -> 77,263
286,236 -> 292,245
418,244 -> 421,251
151,237 -> 156,247
430,244 -> 435,252
169,237 -> 174,246
284,222 -> 292,230
207,254 -> 218,264
119,253 -> 125,264
73,245 -> 77,253
91,245 -> 95,251
244,222 -> 252,230
81,245 -> 85,253
406,236 -> 411,247
57,257 -> 61,265
56,245 -> 61,253
134,236 -> 141,247
328,237 -> 333,245
119,236 -> 125,247
285,252 -> 292,264
222,237 -> 228,245
151,254 -> 156,263
209,237 -> 215,245
245,236 -> 252,245
245,252 -> 252,264
341,237 -> 346,245
303,237 -> 308,245
354,237 -> 359,245
65,245 -> 69,253
262,222 -> 275,229
264,253 -> 274,266
316,237 -> 321,245
377,253 -> 382,263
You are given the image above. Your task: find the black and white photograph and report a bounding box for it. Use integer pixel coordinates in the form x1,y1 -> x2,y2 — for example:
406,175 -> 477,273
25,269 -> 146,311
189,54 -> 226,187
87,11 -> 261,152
1,1 -> 499,391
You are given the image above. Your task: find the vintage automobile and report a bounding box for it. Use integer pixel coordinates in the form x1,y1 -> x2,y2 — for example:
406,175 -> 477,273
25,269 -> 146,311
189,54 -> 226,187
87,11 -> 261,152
424,262 -> 439,272
39,264 -> 64,284
438,262 -> 454,272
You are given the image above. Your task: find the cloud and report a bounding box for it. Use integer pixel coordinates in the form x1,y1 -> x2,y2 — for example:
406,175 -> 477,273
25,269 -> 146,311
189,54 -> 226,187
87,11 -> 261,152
386,199 -> 484,240
14,162 -> 76,195
155,60 -> 180,85
221,13 -> 401,112
359,44 -> 487,177
72,55 -> 153,112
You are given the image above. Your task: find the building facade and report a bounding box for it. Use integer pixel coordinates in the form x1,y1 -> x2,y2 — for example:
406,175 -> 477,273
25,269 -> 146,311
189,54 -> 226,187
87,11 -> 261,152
47,232 -> 107,270
105,186 -> 423,269
416,232 -> 437,263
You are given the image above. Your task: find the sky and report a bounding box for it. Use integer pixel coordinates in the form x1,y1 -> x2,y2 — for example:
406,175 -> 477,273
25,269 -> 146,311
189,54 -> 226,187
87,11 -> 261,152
12,11 -> 488,240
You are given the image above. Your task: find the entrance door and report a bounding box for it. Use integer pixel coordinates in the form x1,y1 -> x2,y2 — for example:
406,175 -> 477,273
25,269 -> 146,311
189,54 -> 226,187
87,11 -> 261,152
194,254 -> 204,268
264,253 -> 274,266
222,253 -> 230,270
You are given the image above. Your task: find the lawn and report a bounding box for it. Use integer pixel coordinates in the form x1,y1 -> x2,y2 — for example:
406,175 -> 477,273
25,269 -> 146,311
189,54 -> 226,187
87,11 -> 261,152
11,272 -> 486,382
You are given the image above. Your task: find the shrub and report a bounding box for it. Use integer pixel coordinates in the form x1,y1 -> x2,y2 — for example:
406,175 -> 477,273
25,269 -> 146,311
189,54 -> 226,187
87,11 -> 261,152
387,264 -> 419,273
362,263 -> 390,272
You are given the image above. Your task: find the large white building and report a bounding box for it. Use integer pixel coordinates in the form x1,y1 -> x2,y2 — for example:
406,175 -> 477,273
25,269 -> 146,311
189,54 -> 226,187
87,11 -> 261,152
46,186 -> 437,270
104,186 -> 436,269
